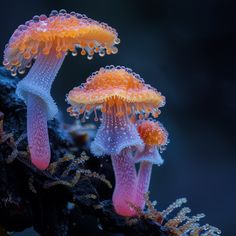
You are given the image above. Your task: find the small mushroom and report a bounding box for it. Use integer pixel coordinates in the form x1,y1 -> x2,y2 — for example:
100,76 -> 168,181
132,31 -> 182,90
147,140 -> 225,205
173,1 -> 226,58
3,10 -> 119,170
135,120 -> 169,210
67,66 -> 165,216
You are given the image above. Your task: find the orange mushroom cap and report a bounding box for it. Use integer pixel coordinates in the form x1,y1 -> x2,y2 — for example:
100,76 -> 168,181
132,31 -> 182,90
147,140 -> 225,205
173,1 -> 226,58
137,120 -> 168,147
3,9 -> 119,75
67,66 -> 165,119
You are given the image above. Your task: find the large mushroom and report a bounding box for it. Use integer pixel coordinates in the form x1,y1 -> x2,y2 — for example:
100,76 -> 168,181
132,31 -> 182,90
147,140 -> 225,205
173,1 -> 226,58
67,66 -> 165,216
3,9 -> 119,170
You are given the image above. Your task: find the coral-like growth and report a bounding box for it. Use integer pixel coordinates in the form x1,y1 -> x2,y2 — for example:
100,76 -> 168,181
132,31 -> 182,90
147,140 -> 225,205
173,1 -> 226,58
3,9 -> 119,75
130,193 -> 221,236
162,198 -> 221,236
44,152 -> 112,189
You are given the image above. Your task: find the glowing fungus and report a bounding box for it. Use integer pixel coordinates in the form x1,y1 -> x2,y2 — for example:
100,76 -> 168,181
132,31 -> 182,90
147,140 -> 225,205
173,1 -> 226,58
67,66 -> 165,216
135,120 -> 169,210
3,9 -> 119,170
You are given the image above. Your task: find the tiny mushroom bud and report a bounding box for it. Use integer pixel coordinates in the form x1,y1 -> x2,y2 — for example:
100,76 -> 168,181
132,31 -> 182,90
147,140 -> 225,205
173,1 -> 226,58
135,120 -> 169,210
3,10 -> 119,170
67,66 -> 165,216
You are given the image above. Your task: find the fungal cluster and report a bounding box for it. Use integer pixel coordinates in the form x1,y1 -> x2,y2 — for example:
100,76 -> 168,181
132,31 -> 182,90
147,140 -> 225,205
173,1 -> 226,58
2,8 -> 220,235
66,65 -> 167,216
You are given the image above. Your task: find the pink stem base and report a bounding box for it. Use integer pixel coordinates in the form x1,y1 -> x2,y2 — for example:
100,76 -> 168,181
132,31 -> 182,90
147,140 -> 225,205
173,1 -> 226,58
111,149 -> 137,216
135,161 -> 152,210
27,94 -> 50,170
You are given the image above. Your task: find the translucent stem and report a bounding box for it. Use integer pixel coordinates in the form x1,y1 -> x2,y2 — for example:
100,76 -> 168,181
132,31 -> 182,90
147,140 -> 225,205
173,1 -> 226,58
111,149 -> 138,216
27,94 -> 50,170
135,161 -> 152,210
91,106 -> 143,156
25,50 -> 65,90
17,50 -> 65,170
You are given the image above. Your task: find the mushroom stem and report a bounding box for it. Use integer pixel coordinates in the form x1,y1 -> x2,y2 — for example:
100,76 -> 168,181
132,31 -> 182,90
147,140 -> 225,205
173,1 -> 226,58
134,145 -> 163,210
16,50 -> 66,170
111,148 -> 137,217
27,94 -> 50,170
91,104 -> 144,156
135,161 -> 152,210
90,105 -> 143,216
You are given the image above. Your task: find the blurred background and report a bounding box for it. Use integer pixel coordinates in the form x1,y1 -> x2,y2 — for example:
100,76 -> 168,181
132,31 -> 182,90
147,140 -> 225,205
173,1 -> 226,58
1,0 -> 236,235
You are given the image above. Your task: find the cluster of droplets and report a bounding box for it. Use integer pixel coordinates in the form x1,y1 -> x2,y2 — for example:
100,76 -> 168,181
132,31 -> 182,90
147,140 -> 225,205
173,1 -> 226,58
67,104 -> 100,123
84,65 -> 147,90
66,65 -> 165,122
3,9 -> 120,76
67,100 -> 162,124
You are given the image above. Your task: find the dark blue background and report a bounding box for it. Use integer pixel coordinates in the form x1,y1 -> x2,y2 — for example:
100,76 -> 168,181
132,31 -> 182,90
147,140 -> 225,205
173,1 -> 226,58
1,0 -> 236,235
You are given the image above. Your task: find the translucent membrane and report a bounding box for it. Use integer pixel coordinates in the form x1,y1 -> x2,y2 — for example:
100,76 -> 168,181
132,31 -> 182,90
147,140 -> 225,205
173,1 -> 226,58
135,145 -> 163,165
90,102 -> 144,156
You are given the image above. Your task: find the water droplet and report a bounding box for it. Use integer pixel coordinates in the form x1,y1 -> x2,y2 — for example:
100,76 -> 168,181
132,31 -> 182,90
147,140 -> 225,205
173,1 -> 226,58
33,15 -> 40,22
72,51 -> 78,56
111,47 -> 118,54
99,50 -> 105,57
26,62 -> 32,68
3,59 -> 9,66
18,68 -> 25,74
50,10 -> 58,16
59,9 -> 67,14
114,38 -> 121,44
39,14 -> 47,21
11,71 -> 17,77
87,55 -> 93,60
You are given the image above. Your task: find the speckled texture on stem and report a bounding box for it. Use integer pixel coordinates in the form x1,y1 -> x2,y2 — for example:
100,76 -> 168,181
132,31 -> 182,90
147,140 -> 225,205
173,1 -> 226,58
136,161 -> 152,209
111,149 -> 137,216
90,107 -> 143,216
135,146 -> 163,209
91,108 -> 144,156
16,50 -> 65,170
27,94 -> 50,170
16,50 -> 65,120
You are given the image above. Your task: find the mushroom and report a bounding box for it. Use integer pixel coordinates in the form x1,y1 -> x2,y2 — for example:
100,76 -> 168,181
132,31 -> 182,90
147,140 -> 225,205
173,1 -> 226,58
3,9 -> 119,170
67,66 -> 165,216
135,120 -> 169,210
